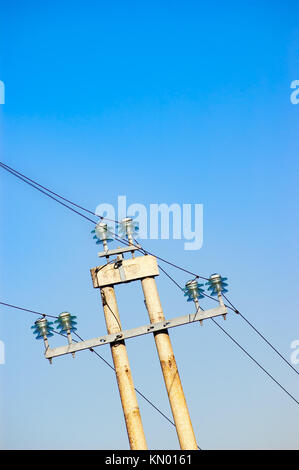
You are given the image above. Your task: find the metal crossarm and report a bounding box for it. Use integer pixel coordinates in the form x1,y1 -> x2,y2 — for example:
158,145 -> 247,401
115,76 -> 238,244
45,305 -> 227,360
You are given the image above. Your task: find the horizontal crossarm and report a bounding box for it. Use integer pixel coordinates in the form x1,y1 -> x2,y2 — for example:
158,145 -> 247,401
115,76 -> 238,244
45,305 -> 227,360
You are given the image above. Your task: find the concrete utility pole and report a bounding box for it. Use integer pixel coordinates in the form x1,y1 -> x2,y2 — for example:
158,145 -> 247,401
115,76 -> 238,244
141,276 -> 198,450
125,219 -> 196,450
100,285 -> 147,450
91,218 -> 197,450
39,220 -> 228,449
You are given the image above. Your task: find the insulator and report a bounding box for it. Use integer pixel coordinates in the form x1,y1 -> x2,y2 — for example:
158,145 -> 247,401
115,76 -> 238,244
117,217 -> 139,239
205,274 -> 228,296
54,312 -> 77,333
183,279 -> 205,302
91,222 -> 114,245
31,318 -> 54,340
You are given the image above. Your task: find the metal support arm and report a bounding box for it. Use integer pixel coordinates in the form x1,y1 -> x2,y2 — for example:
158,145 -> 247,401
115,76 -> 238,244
45,305 -> 227,360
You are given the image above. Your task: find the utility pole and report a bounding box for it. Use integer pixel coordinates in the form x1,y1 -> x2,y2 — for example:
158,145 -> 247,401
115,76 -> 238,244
34,219 -> 229,450
124,220 -> 197,449
141,276 -> 197,449
100,285 -> 147,450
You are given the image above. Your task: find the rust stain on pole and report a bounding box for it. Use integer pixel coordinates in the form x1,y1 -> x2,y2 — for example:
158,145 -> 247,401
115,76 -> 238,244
141,276 -> 198,450
101,286 -> 148,450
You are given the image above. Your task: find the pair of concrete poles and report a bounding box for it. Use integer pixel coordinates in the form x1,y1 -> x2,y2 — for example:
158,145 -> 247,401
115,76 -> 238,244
99,261 -> 198,450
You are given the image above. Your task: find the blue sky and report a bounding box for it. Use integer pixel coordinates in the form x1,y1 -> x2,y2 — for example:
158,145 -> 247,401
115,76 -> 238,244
0,1 -> 299,449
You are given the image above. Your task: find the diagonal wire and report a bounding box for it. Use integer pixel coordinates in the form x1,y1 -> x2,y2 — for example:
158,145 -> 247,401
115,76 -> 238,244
0,163 -> 98,224
157,266 -> 299,407
72,331 -> 179,430
0,301 -> 58,319
222,294 -> 299,378
0,161 -> 208,280
211,318 -> 299,406
73,332 -> 202,449
0,300 -> 203,447
0,161 -> 102,218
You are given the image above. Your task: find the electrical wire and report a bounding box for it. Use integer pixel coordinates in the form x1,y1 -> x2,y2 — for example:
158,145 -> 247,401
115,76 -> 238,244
0,161 -> 208,280
167,270 -> 299,380
222,294 -> 299,378
0,299 -> 202,448
0,301 -> 58,319
2,161 -> 298,429
0,161 -> 117,222
0,162 -> 137,254
158,266 -> 299,407
0,163 -> 98,224
72,330 -> 179,430
158,264 -> 185,291
211,318 -> 299,406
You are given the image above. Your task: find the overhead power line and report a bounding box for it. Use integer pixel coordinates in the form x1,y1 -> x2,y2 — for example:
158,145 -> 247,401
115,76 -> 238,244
0,162 -> 98,224
0,161 -> 114,220
0,299 -> 196,445
158,265 -> 299,407
221,294 -> 299,378
172,274 -> 299,380
0,161 -> 208,280
0,301 -> 58,319
2,160 -> 298,438
211,318 -> 299,406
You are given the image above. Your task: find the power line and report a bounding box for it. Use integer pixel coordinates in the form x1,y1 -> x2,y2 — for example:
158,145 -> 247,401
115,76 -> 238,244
0,162 -> 137,253
0,161 -> 117,222
2,161 -> 298,426
1,163 -> 204,446
0,301 -> 58,319
211,318 -> 299,406
158,264 -> 184,291
0,162 -> 147,254
0,299 -> 203,447
0,163 -> 98,224
0,161 -> 208,280
222,294 -> 299,378
158,265 -> 299,407
74,323 -> 202,449
72,331 -> 178,429
4,159 -> 297,410
56,328 -> 179,426
159,262 -> 299,381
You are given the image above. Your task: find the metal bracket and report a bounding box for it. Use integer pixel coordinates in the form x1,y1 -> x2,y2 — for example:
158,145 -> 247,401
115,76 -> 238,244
90,255 -> 159,288
114,259 -> 126,282
45,304 -> 228,360
98,244 -> 142,258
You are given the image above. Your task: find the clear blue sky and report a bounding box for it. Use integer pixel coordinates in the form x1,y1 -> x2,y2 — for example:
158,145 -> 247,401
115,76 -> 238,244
0,1 -> 299,450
